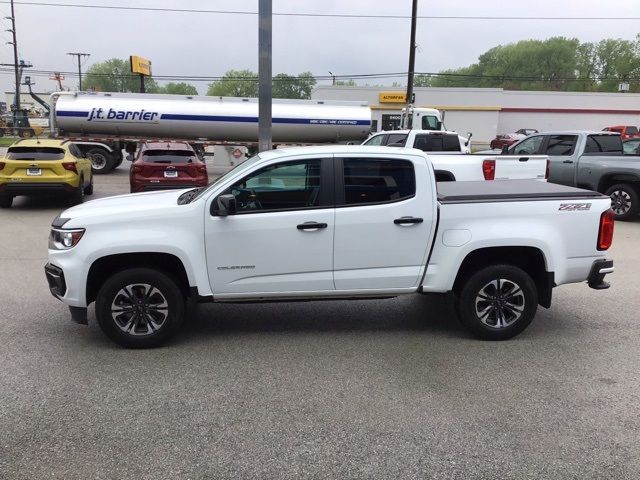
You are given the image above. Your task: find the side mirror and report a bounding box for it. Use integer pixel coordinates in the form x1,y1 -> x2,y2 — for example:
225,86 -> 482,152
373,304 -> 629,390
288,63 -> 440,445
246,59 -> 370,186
501,144 -> 509,154
465,132 -> 473,147
215,194 -> 237,216
126,154 -> 134,161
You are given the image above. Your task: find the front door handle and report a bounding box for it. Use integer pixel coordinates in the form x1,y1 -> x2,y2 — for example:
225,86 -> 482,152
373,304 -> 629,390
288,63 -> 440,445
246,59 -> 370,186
394,217 -> 424,225
562,160 -> 574,164
297,222 -> 328,230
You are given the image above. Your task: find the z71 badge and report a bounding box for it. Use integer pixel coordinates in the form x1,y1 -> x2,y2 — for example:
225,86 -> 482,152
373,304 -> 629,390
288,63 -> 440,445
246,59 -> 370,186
559,203 -> 592,211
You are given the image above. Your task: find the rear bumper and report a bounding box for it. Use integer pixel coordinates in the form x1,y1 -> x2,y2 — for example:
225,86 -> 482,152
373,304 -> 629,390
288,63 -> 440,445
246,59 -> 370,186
588,259 -> 614,290
0,182 -> 75,196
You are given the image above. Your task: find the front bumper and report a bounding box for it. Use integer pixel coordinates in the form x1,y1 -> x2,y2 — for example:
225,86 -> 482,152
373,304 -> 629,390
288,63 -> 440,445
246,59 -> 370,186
588,259 -> 614,290
44,262 -> 66,298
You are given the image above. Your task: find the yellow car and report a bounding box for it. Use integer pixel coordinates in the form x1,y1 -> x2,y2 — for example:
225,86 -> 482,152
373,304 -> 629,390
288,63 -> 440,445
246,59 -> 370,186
0,138 -> 93,208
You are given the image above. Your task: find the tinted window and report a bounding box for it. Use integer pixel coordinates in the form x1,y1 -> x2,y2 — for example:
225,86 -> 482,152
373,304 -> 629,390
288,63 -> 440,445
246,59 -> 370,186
224,159 -> 321,213
626,126 -> 638,135
421,115 -> 440,130
342,158 -> 415,205
143,150 -> 197,163
387,133 -> 408,146
584,135 -> 623,154
512,136 -> 543,155
7,147 -> 65,160
414,134 -> 461,152
545,135 -> 577,156
363,134 -> 385,146
623,140 -> 640,154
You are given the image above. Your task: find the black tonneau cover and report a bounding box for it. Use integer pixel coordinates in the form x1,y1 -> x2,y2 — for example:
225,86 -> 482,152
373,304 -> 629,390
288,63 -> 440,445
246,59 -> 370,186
437,179 -> 607,204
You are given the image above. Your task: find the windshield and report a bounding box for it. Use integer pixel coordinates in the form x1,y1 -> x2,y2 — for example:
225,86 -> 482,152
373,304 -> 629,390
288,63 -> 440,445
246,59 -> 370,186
7,147 -> 65,160
190,154 -> 263,202
142,150 -> 196,163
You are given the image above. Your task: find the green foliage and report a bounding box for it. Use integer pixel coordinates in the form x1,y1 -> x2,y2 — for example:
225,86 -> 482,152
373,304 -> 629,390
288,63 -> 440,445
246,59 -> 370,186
430,36 -> 640,92
414,74 -> 431,87
206,69 -> 259,97
334,79 -> 357,86
157,82 -> 198,95
83,58 -> 159,93
272,72 -> 316,99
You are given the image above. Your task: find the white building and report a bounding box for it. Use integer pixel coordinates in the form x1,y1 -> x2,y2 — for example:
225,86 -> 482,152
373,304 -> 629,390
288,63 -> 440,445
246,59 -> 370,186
312,86 -> 640,147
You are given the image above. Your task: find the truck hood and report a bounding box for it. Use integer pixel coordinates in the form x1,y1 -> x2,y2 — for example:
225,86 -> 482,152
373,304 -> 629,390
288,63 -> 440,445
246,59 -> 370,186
58,189 -> 191,225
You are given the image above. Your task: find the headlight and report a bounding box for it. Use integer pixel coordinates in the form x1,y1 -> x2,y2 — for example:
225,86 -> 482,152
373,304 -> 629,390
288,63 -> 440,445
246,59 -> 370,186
49,228 -> 85,250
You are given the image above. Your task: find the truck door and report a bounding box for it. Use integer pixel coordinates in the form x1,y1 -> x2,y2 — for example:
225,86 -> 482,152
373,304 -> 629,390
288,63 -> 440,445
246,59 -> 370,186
204,156 -> 335,295
542,134 -> 578,186
333,154 -> 436,290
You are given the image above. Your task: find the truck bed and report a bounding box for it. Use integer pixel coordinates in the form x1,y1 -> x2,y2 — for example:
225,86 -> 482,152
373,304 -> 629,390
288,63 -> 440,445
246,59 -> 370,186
437,179 -> 607,204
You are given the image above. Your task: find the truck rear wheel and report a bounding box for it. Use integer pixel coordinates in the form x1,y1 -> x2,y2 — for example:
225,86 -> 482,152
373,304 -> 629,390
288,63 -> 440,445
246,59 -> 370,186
605,183 -> 639,221
86,148 -> 115,174
456,264 -> 538,340
95,268 -> 185,348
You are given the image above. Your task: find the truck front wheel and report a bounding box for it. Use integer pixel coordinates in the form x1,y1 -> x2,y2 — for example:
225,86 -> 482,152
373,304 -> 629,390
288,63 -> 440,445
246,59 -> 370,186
86,148 -> 115,174
605,183 -> 639,221
456,264 -> 538,340
95,268 -> 185,348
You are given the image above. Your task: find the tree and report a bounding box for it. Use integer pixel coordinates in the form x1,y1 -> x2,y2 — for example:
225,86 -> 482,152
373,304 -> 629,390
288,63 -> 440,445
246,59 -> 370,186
83,58 -> 159,93
413,74 -> 431,87
207,69 -> 258,97
335,79 -> 357,86
157,82 -> 198,95
272,72 -> 316,99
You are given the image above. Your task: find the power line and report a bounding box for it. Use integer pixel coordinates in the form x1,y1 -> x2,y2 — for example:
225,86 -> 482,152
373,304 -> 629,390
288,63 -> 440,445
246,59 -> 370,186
1,1 -> 640,20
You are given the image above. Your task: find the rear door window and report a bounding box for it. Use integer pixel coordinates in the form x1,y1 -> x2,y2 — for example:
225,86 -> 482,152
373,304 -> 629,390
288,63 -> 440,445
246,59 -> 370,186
341,158 -> 415,205
413,134 -> 461,152
584,135 -> 623,154
143,150 -> 197,163
544,135 -> 578,156
363,134 -> 386,146
7,147 -> 65,160
386,133 -> 408,146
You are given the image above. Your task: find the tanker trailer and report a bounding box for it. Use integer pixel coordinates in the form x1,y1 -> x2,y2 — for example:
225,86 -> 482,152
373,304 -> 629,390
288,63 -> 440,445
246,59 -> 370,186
50,91 -> 372,173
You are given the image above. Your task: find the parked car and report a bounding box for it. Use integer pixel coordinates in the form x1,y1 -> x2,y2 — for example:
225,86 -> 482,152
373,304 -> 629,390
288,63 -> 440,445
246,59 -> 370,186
45,145 -> 614,347
506,131 -> 640,220
363,130 -> 548,182
0,138 -> 93,208
489,129 -> 539,150
602,125 -> 640,141
623,138 -> 640,155
129,141 -> 208,193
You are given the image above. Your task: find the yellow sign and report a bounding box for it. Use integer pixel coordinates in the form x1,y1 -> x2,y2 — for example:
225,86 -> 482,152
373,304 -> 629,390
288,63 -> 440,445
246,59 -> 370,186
130,55 -> 152,76
379,92 -> 407,103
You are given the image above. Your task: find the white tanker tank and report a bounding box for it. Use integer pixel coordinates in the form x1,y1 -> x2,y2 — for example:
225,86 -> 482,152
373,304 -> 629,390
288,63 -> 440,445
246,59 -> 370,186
51,91 -> 372,143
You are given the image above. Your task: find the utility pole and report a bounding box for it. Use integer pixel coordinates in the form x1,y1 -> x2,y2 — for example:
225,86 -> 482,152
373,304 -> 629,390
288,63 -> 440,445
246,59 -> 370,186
67,52 -> 90,91
6,0 -> 20,122
258,0 -> 272,152
405,0 -> 418,106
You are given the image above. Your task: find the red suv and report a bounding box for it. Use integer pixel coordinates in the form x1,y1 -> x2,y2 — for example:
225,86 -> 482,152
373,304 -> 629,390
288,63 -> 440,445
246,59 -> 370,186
130,141 -> 208,193
602,125 -> 640,141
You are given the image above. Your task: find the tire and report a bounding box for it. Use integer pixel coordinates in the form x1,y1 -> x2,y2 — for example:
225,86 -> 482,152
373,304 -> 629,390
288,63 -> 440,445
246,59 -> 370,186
69,177 -> 85,205
605,183 -> 639,221
0,194 -> 13,208
86,148 -> 114,174
84,174 -> 94,195
95,268 -> 185,348
456,264 -> 538,340
19,128 -> 35,138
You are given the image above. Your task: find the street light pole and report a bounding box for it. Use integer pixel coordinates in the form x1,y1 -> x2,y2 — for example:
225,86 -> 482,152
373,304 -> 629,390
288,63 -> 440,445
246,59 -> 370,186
258,0 -> 272,152
67,52 -> 90,91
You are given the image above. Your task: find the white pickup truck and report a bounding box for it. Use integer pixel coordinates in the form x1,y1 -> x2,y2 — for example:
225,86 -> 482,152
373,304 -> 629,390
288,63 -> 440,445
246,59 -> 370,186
45,145 -> 615,348
363,130 -> 549,182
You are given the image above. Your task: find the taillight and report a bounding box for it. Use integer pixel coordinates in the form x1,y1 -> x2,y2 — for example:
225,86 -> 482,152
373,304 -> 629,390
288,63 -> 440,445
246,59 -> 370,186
0,161 -> 5,171
132,164 -> 143,173
196,165 -> 207,174
62,162 -> 77,174
597,209 -> 615,251
545,159 -> 550,179
482,159 -> 496,180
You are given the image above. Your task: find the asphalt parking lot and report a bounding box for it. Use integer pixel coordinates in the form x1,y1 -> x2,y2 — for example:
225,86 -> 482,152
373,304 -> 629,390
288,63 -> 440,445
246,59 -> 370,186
1,163 -> 639,479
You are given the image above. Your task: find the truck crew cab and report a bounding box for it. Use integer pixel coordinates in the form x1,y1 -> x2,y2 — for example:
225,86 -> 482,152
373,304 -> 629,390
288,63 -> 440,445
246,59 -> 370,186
46,146 -> 615,348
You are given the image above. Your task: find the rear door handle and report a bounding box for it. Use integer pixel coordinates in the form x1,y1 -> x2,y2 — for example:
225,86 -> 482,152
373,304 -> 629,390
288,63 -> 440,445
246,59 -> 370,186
394,217 -> 423,225
297,222 -> 328,230
562,160 -> 574,164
